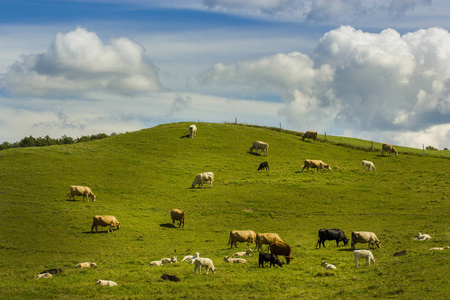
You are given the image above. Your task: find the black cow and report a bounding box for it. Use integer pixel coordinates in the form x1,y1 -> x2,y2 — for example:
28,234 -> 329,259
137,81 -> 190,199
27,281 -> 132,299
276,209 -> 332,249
258,252 -> 283,268
316,228 -> 349,248
257,161 -> 269,171
40,268 -> 63,275
161,274 -> 180,282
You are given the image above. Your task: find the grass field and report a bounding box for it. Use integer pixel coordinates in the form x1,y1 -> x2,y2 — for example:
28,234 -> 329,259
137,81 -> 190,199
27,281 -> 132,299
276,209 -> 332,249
0,122 -> 449,299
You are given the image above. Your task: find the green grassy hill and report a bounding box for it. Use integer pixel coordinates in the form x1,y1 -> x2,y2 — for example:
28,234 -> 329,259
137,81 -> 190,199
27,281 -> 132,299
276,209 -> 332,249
0,122 -> 448,299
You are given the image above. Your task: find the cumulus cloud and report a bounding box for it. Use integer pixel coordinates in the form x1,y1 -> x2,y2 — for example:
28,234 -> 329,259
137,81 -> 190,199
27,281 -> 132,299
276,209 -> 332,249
198,26 -> 450,147
0,27 -> 162,98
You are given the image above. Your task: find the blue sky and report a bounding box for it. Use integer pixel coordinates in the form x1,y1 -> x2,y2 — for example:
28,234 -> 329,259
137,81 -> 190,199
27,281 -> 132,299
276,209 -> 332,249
1,0 -> 449,148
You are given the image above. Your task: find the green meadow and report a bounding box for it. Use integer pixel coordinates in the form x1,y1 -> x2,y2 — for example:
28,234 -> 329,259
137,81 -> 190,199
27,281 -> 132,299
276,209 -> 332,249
0,122 -> 448,299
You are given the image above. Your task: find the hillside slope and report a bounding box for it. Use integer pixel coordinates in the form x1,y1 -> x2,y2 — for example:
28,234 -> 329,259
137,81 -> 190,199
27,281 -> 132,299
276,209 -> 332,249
0,122 -> 448,299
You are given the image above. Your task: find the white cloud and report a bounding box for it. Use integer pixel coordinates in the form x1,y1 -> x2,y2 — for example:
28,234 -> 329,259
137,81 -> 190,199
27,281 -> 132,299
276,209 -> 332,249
198,25 -> 450,146
0,27 -> 162,98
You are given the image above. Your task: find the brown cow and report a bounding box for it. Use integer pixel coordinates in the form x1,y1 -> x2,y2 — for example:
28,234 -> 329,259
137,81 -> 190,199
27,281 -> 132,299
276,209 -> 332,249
228,230 -> 256,248
68,186 -> 96,201
255,233 -> 283,251
301,159 -> 331,172
351,231 -> 381,249
382,143 -> 398,156
270,241 -> 293,265
171,209 -> 185,228
91,215 -> 120,233
302,131 -> 318,142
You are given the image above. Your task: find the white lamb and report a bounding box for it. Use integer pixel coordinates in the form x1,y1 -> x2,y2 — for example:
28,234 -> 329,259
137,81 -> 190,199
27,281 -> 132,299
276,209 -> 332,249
194,257 -> 216,275
412,232 -> 432,240
182,252 -> 200,262
233,249 -> 253,257
320,261 -> 337,270
160,257 -> 177,264
362,160 -> 376,171
223,256 -> 247,263
75,262 -> 97,269
149,260 -> 163,266
429,246 -> 450,251
96,279 -> 117,286
354,250 -> 375,267
36,273 -> 52,279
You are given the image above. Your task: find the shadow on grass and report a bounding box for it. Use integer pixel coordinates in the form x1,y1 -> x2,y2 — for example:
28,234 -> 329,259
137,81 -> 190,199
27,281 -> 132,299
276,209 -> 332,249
160,223 -> 177,229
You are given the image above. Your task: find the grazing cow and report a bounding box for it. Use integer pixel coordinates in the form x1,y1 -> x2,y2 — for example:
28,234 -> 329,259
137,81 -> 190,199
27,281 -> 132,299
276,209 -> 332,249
321,261 -> 337,270
223,256 -> 247,264
301,159 -> 331,172
68,186 -> 96,201
233,249 -> 253,257
382,143 -> 398,156
75,262 -> 97,269
228,230 -> 257,248
194,258 -> 216,275
250,141 -> 269,156
96,279 -> 117,286
91,215 -> 120,233
316,228 -> 349,248
270,241 -> 293,265
257,161 -> 269,171
161,274 -> 180,282
351,231 -> 381,249
36,273 -> 52,279
256,233 -> 283,251
362,160 -> 376,171
188,124 -> 197,138
258,252 -> 283,268
182,252 -> 199,262
353,250 -> 375,267
40,268 -> 62,275
191,172 -> 214,189
302,131 -> 318,142
171,209 -> 185,228
412,232 -> 432,240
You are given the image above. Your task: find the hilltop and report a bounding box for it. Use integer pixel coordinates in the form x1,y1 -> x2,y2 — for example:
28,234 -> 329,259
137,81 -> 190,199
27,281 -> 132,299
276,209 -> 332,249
0,122 -> 448,299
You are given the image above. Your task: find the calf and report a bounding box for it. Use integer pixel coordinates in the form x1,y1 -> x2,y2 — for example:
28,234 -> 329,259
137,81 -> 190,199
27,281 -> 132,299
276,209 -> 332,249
354,250 -> 375,267
161,274 -> 181,282
257,161 -> 269,171
316,228 -> 349,248
258,252 -> 283,268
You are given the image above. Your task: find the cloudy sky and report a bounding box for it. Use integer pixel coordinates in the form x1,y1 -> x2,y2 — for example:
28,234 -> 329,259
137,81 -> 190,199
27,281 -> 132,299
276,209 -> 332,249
1,0 -> 449,149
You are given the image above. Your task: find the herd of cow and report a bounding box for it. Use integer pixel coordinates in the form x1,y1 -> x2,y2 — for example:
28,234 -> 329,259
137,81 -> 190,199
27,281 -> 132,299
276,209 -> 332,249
59,125 -> 404,284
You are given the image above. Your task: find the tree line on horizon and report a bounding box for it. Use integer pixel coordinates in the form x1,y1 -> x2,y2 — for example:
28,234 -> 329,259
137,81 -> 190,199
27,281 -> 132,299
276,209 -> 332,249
0,133 -> 118,151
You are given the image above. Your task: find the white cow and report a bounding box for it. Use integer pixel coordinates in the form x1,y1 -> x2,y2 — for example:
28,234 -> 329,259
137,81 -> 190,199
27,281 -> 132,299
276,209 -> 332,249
191,172 -> 214,189
250,141 -> 269,156
353,250 -> 375,267
188,125 -> 197,138
320,261 -> 337,270
194,258 -> 216,274
362,160 -> 376,171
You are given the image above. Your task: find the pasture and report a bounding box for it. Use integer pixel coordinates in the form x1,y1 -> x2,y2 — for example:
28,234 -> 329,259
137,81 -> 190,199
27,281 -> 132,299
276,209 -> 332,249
0,122 -> 448,299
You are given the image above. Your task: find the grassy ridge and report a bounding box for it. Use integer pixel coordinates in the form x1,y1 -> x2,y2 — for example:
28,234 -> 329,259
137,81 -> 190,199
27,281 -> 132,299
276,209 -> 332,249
0,122 -> 449,299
